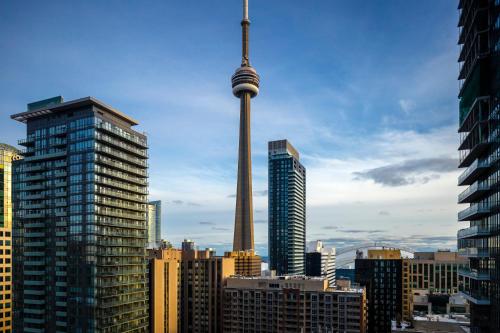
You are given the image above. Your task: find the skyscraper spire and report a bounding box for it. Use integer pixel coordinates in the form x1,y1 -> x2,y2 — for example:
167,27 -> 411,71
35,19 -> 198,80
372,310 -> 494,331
231,0 -> 260,251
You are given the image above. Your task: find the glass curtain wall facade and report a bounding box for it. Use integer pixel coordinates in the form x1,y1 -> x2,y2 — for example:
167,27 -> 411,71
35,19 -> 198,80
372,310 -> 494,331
147,200 -> 161,248
268,140 -> 306,275
12,97 -> 149,332
456,1 -> 500,332
0,144 -> 20,333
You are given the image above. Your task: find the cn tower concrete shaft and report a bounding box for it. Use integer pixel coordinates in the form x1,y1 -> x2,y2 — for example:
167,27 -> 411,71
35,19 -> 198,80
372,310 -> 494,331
231,0 -> 259,251
233,93 -> 254,251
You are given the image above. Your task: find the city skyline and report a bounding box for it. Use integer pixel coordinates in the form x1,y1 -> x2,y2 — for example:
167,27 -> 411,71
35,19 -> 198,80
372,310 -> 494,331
0,0 -> 460,256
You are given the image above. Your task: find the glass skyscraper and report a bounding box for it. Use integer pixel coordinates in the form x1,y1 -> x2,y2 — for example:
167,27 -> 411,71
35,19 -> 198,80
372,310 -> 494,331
268,139 -> 306,275
11,96 -> 149,332
456,0 -> 500,331
147,200 -> 161,248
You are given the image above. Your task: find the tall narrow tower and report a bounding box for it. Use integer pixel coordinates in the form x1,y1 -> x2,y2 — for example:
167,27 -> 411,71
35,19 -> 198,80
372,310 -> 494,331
232,0 -> 260,251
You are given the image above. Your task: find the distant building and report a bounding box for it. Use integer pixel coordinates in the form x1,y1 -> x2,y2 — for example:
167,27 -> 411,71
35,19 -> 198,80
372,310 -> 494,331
148,248 -> 182,333
0,144 -> 20,333
180,240 -> 235,333
356,249 -> 403,333
456,0 -> 500,331
147,200 -> 161,248
11,97 -> 149,332
337,268 -> 356,283
224,250 -> 261,277
403,250 -> 469,320
268,139 -> 306,275
223,275 -> 367,333
306,240 -> 336,287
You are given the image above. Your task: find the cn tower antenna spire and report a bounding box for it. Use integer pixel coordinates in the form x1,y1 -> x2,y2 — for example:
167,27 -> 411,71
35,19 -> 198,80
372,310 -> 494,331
231,0 -> 260,252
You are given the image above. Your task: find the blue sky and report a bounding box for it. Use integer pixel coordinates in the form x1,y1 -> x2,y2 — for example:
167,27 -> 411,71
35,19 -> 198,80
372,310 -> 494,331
0,1 -> 461,256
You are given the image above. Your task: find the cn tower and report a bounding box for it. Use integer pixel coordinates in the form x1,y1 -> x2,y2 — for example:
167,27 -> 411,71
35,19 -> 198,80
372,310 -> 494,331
232,0 -> 259,251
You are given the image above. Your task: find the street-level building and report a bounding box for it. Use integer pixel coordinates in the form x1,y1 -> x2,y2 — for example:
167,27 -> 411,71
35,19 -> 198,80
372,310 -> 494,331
223,275 -> 367,333
12,96 -> 149,332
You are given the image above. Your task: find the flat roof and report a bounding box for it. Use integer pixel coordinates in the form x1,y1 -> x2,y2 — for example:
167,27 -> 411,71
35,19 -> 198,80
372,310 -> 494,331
11,96 -> 139,126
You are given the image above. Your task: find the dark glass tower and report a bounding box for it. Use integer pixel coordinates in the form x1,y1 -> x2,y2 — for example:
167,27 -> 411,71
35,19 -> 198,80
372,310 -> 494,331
456,1 -> 500,332
231,0 -> 260,252
12,97 -> 149,332
268,140 -> 306,275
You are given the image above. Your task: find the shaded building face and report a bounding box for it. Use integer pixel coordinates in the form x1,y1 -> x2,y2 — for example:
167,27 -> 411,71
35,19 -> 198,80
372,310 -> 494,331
456,1 -> 500,331
268,140 -> 306,275
12,97 -> 149,332
355,258 -> 403,333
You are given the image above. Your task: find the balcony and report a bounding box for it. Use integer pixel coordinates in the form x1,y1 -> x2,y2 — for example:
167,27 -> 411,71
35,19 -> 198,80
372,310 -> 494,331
95,133 -> 148,158
458,247 -> 489,257
458,181 -> 490,203
457,226 -> 490,239
25,151 -> 66,162
459,139 -> 490,168
458,203 -> 491,221
459,267 -> 490,281
18,137 -> 35,146
96,122 -> 148,148
458,158 -> 489,185
459,289 -> 490,305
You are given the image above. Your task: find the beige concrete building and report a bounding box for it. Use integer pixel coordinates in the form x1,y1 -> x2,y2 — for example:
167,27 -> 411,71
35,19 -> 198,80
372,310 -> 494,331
224,250 -> 261,277
180,241 -> 235,333
149,242 -> 236,333
223,276 -> 367,333
403,251 -> 469,321
0,144 -> 20,333
148,248 -> 182,333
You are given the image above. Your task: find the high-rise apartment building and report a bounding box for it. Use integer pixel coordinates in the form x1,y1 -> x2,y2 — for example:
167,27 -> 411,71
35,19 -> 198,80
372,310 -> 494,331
355,249 -> 403,333
11,96 -> 149,332
179,240 -> 235,333
306,240 -> 336,287
148,248 -> 181,333
456,1 -> 500,331
268,139 -> 306,275
223,275 -> 367,333
0,144 -> 20,333
147,200 -> 161,248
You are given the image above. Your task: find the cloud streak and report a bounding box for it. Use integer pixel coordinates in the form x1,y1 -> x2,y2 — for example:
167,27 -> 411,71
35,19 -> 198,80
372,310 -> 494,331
352,157 -> 457,187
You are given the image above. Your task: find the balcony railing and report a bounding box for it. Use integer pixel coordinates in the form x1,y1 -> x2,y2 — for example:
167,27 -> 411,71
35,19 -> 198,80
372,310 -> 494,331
460,290 -> 491,305
457,226 -> 490,239
458,202 -> 491,221
458,247 -> 489,257
458,181 -> 490,203
458,158 -> 489,186
458,267 -> 490,280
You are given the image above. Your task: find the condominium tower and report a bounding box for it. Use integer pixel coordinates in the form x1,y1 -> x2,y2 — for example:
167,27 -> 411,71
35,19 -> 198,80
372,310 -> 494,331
11,96 -> 149,332
147,200 -> 161,248
0,144 -> 20,333
268,139 -> 306,275
456,0 -> 500,331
